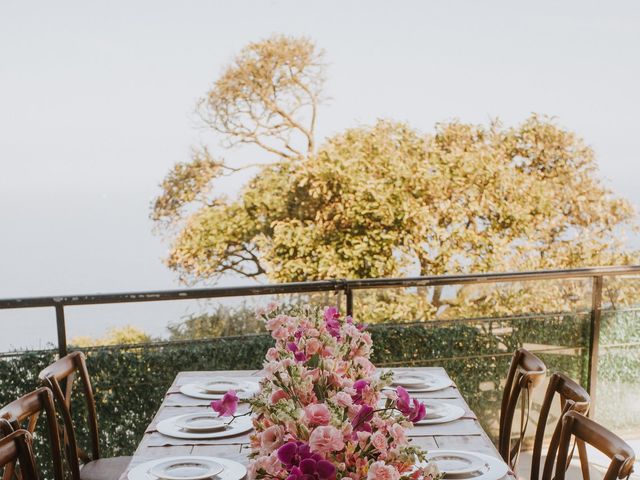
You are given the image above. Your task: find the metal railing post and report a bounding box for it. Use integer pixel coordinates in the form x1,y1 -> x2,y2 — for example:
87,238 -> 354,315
55,304 -> 68,358
345,286 -> 353,317
587,275 -> 603,416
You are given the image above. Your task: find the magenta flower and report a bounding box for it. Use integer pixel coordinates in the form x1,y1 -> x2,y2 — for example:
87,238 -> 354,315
351,404 -> 374,434
396,386 -> 427,423
210,390 -> 239,416
287,342 -> 308,363
278,442 -> 335,480
287,458 -> 336,480
278,442 -> 320,466
351,379 -> 369,404
324,307 -> 341,338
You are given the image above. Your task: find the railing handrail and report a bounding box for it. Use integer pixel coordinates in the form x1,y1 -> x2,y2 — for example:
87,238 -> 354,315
2,264 -> 639,309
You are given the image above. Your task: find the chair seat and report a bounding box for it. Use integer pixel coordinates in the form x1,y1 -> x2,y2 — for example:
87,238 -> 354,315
80,456 -> 133,480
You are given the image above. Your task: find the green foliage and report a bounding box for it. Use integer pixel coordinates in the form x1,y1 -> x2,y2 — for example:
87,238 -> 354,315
70,325 -> 153,347
152,36 -> 637,315
167,304 -> 266,340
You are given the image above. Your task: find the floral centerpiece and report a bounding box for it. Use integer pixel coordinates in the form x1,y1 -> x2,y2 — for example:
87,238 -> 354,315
211,304 -> 439,480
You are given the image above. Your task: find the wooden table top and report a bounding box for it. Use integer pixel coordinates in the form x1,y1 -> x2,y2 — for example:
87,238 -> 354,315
120,367 -> 510,478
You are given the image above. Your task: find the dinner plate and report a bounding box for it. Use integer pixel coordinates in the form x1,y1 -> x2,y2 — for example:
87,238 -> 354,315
414,401 -> 465,425
180,380 -> 259,400
173,413 -> 227,432
417,450 -> 509,480
149,458 -> 223,480
425,450 -> 484,476
196,378 -> 246,394
396,374 -> 453,393
392,372 -> 438,388
156,414 -> 253,439
128,456 -> 247,480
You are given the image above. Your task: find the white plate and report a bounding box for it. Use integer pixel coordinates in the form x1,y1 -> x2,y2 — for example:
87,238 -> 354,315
173,413 -> 227,432
180,380 -> 259,400
398,375 -> 453,393
393,373 -> 438,388
149,458 -> 223,480
425,450 -> 484,476
196,378 -> 246,394
417,450 -> 509,480
129,456 -> 247,480
414,401 -> 466,425
157,414 -> 253,439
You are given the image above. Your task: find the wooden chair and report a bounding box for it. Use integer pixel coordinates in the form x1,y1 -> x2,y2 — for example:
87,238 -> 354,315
555,411 -> 635,480
0,430 -> 39,480
0,388 -> 64,480
531,372 -> 591,480
499,348 -> 547,470
38,352 -> 131,480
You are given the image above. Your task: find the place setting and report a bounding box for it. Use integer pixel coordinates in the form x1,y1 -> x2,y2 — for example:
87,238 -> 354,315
387,370 -> 454,393
417,449 -> 509,480
147,412 -> 253,446
127,456 -> 247,480
413,399 -> 466,425
178,377 -> 260,401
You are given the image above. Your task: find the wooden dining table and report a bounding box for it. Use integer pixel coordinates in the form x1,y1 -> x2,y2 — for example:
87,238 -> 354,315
119,367 -> 511,479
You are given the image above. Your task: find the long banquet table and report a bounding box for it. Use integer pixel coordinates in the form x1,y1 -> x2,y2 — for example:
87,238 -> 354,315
119,367 -> 511,479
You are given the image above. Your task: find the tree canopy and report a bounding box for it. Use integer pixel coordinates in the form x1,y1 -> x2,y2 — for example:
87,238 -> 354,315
152,35 -> 637,320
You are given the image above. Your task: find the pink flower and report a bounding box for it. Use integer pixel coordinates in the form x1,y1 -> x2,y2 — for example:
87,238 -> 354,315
389,423 -> 407,445
266,347 -> 279,361
333,391 -> 353,408
308,425 -> 345,454
396,387 -> 427,423
304,404 -> 331,426
260,425 -> 285,453
306,338 -> 322,355
367,461 -> 400,480
210,390 -> 238,416
370,431 -> 388,451
270,389 -> 289,403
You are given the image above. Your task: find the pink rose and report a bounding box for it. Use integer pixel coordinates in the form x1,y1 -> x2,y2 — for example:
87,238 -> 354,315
308,425 -> 345,453
367,461 -> 400,480
304,403 -> 331,426
389,423 -> 407,445
260,425 -> 285,453
370,431 -> 387,451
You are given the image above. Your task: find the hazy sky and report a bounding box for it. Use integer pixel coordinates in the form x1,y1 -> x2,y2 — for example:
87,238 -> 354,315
1,1 -> 639,350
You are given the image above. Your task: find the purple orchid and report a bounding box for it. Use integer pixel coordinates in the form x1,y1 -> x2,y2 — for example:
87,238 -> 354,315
287,342 -> 308,363
351,379 -> 369,404
324,307 -> 341,338
396,386 -> 427,423
286,459 -> 336,480
210,390 -> 239,416
351,404 -> 374,434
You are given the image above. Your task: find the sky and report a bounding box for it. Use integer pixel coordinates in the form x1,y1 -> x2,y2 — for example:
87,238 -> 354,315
1,0 -> 639,350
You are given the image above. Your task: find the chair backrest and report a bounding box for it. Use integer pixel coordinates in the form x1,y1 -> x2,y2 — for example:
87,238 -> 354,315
530,372 -> 591,480
0,388 -> 64,480
0,430 -> 39,480
556,411 -> 635,480
499,348 -> 547,469
38,352 -> 100,480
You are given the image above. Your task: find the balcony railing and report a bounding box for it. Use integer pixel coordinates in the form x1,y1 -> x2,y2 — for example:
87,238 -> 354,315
1,265 -> 640,462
